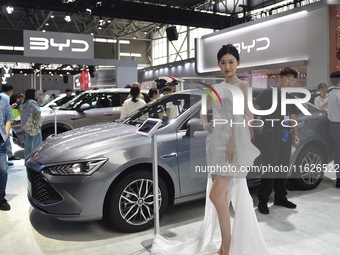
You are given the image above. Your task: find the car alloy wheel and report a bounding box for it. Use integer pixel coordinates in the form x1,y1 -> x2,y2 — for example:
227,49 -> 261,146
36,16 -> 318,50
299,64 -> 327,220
289,146 -> 325,190
119,178 -> 162,226
300,151 -> 323,186
106,170 -> 168,232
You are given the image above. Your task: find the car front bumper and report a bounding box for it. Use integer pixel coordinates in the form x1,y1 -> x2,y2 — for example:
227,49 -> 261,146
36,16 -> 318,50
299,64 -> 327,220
26,159 -> 112,221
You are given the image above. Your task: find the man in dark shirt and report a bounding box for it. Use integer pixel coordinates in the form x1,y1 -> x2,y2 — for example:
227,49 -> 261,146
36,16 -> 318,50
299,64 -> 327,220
254,67 -> 300,214
58,89 -> 73,106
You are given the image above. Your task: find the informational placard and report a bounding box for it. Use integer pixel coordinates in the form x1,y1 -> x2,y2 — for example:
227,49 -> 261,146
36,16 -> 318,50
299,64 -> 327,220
135,118 -> 163,137
23,30 -> 94,59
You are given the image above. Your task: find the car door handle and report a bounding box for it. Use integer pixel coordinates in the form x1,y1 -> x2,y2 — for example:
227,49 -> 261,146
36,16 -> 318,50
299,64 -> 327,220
70,117 -> 84,120
105,113 -> 114,116
160,153 -> 177,159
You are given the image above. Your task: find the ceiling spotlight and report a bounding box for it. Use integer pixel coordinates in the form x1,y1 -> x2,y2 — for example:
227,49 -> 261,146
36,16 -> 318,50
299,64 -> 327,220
99,18 -> 105,26
45,23 -> 49,26
96,1 -> 103,7
64,15 -> 71,22
61,0 -> 76,3
6,6 -> 14,14
50,15 -> 54,18
85,8 -> 92,15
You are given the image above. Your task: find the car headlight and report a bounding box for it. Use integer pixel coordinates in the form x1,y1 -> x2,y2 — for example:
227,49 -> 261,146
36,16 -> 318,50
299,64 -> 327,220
44,158 -> 108,176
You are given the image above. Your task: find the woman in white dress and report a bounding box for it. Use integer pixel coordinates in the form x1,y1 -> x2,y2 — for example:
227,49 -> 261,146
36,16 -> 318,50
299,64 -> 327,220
151,44 -> 270,255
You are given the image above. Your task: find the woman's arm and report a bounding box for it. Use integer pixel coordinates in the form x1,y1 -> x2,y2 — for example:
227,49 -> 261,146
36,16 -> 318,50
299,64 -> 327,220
240,81 -> 255,141
200,95 -> 213,132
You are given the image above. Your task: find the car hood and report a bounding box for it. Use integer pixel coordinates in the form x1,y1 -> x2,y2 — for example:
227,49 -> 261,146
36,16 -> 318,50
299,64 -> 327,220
29,122 -> 147,164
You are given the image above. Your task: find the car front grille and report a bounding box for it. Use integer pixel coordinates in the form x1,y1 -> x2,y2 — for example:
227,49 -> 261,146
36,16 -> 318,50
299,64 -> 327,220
26,167 -> 63,204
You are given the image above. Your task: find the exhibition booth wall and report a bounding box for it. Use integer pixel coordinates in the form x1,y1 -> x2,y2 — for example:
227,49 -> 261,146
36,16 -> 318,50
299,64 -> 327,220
195,0 -> 338,88
140,0 -> 339,89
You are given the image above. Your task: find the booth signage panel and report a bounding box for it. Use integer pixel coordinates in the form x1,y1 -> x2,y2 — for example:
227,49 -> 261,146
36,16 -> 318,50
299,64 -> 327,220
196,11 -> 310,73
1,66 -> 12,84
24,30 -> 94,59
79,71 -> 89,90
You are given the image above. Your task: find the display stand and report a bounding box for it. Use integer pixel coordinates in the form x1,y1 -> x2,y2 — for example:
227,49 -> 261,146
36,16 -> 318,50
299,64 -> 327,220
50,108 -> 58,136
136,118 -> 163,252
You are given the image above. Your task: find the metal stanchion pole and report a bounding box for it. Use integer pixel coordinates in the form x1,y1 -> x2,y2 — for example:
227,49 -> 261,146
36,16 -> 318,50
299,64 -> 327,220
152,133 -> 159,235
141,133 -> 160,252
54,110 -> 57,136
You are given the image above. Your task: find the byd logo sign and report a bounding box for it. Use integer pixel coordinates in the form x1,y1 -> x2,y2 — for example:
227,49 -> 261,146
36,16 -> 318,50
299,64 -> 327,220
24,30 -> 94,59
29,37 -> 89,52
200,84 -> 311,127
233,37 -> 271,54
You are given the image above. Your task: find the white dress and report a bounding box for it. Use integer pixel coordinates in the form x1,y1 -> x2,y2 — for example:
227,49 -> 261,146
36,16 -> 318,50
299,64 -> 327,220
151,82 -> 270,255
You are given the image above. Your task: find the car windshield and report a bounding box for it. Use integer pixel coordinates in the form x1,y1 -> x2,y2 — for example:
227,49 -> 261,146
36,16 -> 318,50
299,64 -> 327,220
59,93 -> 91,110
117,93 -> 201,127
40,97 -> 55,107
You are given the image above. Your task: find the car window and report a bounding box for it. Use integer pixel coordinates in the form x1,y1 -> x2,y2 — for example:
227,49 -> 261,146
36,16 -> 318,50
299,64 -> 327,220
118,93 -> 201,128
54,96 -> 75,106
179,109 -> 201,130
59,93 -> 90,110
110,93 -> 129,107
85,93 -> 102,108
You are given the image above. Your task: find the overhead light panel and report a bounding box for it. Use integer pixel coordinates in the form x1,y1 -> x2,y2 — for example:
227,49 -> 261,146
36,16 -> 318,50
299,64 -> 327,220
85,8 -> 92,15
61,0 -> 76,3
99,18 -> 105,26
64,15 -> 71,22
6,6 -> 14,14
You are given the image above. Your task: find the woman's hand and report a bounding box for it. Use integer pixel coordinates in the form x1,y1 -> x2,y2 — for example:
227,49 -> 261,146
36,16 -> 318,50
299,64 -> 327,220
203,121 -> 213,132
226,137 -> 236,163
249,126 -> 255,142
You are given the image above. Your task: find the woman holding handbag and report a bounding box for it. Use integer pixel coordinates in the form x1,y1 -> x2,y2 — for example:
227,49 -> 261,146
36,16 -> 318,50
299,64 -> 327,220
20,88 -> 42,162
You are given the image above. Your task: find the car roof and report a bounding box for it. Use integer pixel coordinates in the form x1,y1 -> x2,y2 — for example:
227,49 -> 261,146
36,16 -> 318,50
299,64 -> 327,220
83,88 -> 148,93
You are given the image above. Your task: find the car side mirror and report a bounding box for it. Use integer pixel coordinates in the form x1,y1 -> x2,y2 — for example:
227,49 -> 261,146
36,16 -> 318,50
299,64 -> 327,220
187,118 -> 204,131
184,118 -> 204,138
49,104 -> 57,109
78,103 -> 91,112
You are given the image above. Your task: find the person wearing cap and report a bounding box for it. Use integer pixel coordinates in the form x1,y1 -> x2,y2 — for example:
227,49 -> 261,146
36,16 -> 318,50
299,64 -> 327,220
314,83 -> 329,111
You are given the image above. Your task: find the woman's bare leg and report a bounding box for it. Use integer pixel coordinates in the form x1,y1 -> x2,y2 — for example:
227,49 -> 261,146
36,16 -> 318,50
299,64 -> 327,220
210,176 -> 232,255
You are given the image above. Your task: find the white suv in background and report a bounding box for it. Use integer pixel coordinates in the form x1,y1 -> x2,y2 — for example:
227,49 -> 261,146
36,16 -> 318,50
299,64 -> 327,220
13,88 -> 147,146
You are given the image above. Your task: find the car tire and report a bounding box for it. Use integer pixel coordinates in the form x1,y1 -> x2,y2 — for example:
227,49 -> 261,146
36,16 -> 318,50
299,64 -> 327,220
42,128 -> 56,141
289,145 -> 325,190
106,171 -> 168,232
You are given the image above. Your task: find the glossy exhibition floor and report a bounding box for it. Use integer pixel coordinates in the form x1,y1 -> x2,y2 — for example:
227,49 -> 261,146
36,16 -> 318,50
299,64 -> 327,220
1,142 -> 340,255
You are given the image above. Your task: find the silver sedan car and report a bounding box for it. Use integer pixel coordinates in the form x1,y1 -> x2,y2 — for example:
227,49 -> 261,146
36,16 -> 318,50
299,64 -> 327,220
25,89 -> 332,232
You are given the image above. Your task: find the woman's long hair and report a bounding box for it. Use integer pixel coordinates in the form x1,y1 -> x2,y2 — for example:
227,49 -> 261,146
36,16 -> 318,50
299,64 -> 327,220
23,88 -> 36,104
130,86 -> 140,103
